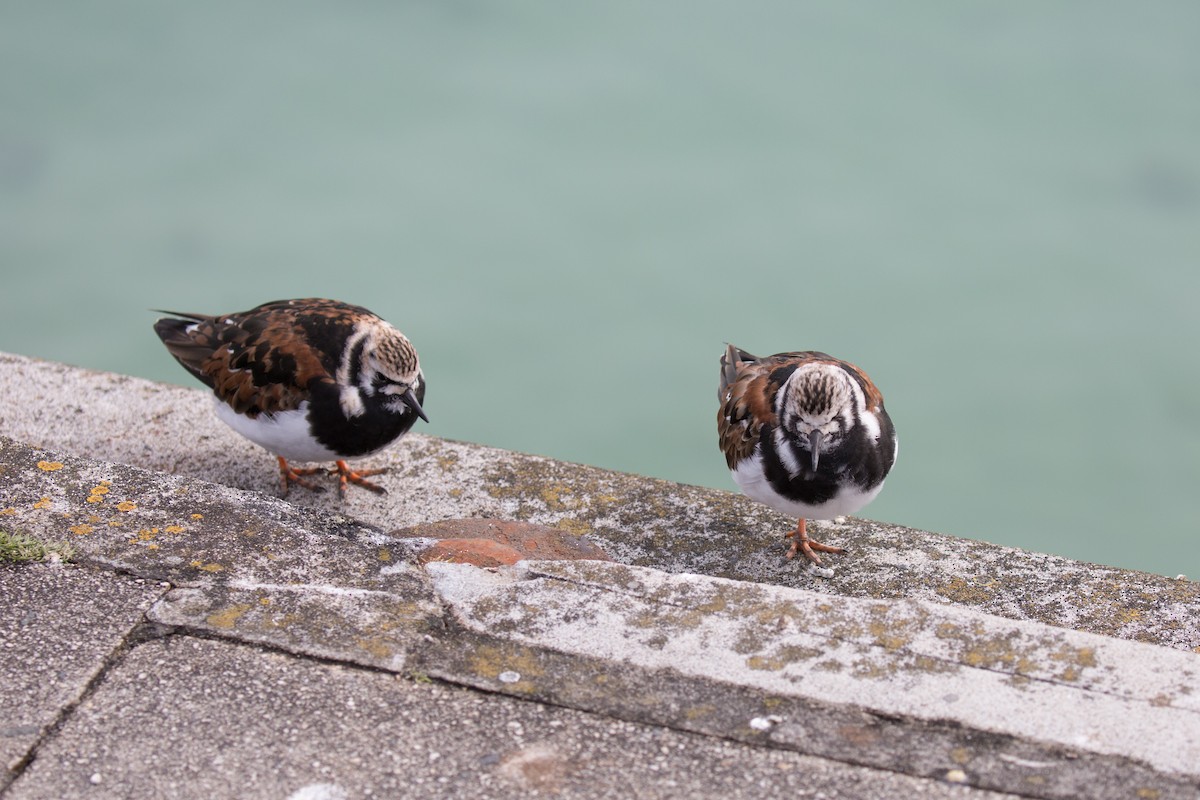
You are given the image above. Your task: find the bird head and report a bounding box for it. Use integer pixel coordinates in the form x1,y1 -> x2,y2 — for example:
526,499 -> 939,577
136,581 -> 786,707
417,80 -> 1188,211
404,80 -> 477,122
369,326 -> 432,424
340,321 -> 429,423
779,363 -> 856,471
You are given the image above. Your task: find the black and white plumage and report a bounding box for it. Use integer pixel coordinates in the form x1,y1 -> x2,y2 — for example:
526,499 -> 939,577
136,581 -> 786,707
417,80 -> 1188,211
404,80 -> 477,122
718,344 -> 896,565
153,298 -> 428,497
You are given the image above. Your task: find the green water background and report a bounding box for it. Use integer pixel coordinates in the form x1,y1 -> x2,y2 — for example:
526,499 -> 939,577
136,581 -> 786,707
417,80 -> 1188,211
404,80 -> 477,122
2,2 -> 1198,577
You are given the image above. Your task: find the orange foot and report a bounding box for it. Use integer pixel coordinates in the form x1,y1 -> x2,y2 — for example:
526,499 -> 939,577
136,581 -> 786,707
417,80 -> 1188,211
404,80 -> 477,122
277,456 -> 327,497
330,460 -> 388,498
784,518 -> 845,566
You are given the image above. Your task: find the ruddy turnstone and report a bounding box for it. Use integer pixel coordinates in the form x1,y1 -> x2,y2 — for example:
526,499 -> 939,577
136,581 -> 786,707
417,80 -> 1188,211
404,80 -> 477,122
718,344 -> 896,565
153,298 -> 428,497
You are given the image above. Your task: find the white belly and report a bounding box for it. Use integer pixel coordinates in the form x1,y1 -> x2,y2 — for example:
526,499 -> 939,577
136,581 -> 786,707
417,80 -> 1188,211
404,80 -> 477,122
213,399 -> 341,463
731,453 -> 885,520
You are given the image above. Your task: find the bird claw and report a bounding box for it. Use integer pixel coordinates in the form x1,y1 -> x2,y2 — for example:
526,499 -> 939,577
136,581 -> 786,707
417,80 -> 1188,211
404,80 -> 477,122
784,520 -> 845,566
332,461 -> 388,498
276,457 -> 389,498
277,458 -> 327,496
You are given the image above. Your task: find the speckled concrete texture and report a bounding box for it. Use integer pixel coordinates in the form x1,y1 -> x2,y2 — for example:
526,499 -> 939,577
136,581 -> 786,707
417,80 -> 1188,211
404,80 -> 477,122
3,351 -> 1198,651
0,565 -> 165,790
3,352 -> 1200,800
424,559 -> 1200,797
4,637 -> 1022,800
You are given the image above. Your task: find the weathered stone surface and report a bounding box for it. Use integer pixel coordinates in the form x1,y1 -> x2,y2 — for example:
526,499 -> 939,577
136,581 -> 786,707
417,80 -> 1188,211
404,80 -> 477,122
0,436 -> 445,671
0,564 -> 165,790
422,559 -> 1200,800
3,351 -> 1198,652
3,636 -> 1022,800
146,577 -> 440,672
3,353 -> 1200,800
392,518 -> 612,566
1,435 -> 396,590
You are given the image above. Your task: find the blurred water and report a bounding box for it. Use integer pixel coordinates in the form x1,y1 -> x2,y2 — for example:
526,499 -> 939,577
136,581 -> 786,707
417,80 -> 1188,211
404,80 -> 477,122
2,2 -> 1198,577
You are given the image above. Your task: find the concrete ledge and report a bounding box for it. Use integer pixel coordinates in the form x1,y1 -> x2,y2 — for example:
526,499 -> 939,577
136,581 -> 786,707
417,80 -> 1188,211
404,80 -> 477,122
424,559 -> 1200,798
2,352 -> 1200,799
3,352 -> 1198,650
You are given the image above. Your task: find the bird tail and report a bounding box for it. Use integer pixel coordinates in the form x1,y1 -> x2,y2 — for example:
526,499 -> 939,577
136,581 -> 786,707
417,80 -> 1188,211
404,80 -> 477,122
152,316 -> 217,388
719,343 -> 758,400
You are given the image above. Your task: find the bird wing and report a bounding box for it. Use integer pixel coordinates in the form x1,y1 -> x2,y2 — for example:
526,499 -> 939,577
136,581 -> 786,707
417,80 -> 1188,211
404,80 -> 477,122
717,345 -> 780,469
153,300 -> 342,417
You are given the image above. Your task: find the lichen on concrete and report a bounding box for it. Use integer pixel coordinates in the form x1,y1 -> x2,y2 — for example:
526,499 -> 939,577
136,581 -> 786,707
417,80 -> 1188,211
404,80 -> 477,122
3,351 -> 1199,653
4,352 -> 1200,799
426,559 -> 1200,797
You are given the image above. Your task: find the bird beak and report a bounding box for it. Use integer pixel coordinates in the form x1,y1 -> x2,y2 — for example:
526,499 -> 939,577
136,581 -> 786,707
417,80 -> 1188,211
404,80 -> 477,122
808,429 -> 822,471
402,388 -> 429,423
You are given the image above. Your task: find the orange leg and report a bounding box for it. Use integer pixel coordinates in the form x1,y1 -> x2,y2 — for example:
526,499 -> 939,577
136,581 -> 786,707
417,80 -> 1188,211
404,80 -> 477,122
277,456 -> 326,496
331,460 -> 388,498
784,518 -> 845,565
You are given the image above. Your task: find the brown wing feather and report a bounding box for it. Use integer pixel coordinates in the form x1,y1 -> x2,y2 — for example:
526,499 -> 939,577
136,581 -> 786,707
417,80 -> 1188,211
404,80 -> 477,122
717,345 -> 782,469
155,301 -> 344,417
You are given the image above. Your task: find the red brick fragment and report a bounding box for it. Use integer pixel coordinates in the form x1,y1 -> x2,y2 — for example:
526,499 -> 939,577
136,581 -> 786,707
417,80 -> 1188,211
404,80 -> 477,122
390,518 -> 610,567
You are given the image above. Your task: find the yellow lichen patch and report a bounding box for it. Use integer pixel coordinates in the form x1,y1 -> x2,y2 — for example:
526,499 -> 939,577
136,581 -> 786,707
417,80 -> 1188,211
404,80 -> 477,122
937,576 -> 999,605
696,595 -> 728,614
378,547 -> 392,562
467,644 -> 545,683
129,528 -> 158,544
0,507 -> 16,516
868,620 -> 913,651
164,525 -> 186,534
89,485 -> 110,496
1137,788 -> 1162,800
33,497 -> 51,510
68,524 -> 94,536
191,513 -> 203,520
189,560 -> 224,573
206,604 -> 252,629
146,543 -> 159,550
85,496 -> 104,504
37,461 -> 64,471
115,501 -> 137,512
1048,644 -> 1097,682
355,637 -> 395,660
746,655 -> 786,671
554,518 -> 592,536
259,597 -> 271,606
539,483 -> 577,511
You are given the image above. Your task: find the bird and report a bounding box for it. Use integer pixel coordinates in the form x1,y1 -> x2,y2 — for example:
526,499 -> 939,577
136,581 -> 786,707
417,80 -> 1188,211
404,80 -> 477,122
717,344 -> 896,566
153,298 -> 428,498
